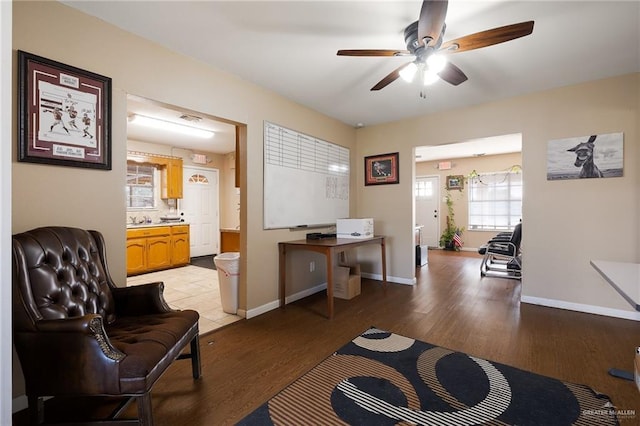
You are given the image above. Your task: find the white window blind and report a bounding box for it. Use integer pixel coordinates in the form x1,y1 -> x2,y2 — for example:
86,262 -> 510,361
126,164 -> 156,209
468,171 -> 522,231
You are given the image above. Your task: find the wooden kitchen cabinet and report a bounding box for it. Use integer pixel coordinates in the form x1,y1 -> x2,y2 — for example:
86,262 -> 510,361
220,230 -> 240,253
126,226 -> 172,275
171,225 -> 190,266
161,158 -> 183,199
146,236 -> 172,270
126,238 -> 147,275
127,151 -> 183,200
126,225 -> 190,275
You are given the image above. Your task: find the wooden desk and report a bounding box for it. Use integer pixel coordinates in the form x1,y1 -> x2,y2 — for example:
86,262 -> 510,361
590,259 -> 640,381
279,236 -> 387,319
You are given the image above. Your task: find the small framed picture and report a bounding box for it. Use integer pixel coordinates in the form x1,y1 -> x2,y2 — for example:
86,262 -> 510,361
364,152 -> 399,186
446,175 -> 464,190
17,50 -> 112,170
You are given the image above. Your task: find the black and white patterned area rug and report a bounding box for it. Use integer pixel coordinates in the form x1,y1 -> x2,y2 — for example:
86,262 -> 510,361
239,327 -> 618,425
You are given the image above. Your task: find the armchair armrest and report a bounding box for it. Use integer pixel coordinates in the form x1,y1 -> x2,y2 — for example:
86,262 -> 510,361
111,282 -> 173,317
486,241 -> 518,255
16,314 -> 125,395
487,233 -> 513,243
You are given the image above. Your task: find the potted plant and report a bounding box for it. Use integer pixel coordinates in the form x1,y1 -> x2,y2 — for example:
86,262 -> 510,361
439,190 -> 464,251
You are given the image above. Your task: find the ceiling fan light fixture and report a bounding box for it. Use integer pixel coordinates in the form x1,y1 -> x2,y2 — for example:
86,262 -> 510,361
399,62 -> 418,83
130,114 -> 214,139
426,53 -> 447,73
423,69 -> 440,85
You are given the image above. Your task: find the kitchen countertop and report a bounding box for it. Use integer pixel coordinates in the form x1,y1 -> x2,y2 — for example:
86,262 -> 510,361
126,222 -> 188,229
220,228 -> 240,233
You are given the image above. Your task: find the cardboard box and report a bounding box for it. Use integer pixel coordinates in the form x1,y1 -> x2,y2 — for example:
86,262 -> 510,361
336,218 -> 374,239
334,263 -> 361,299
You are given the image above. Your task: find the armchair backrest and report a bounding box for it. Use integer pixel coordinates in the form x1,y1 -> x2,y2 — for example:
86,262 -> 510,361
12,227 -> 117,331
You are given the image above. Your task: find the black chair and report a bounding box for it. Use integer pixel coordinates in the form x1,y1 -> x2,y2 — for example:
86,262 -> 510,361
479,222 -> 522,279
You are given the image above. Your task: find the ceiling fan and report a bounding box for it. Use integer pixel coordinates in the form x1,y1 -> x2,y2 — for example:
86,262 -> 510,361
337,0 -> 534,95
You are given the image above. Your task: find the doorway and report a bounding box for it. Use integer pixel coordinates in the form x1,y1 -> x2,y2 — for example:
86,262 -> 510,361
181,166 -> 220,257
415,175 -> 440,247
414,133 -> 523,253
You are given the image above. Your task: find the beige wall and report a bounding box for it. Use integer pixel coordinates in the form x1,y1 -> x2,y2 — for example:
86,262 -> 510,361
416,152 -> 523,249
357,73 -> 639,315
10,0 -> 640,407
11,0 -> 356,400
12,0 -> 356,305
221,152 -> 240,230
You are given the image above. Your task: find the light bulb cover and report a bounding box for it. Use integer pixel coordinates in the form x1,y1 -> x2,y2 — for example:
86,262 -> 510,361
426,54 -> 447,73
399,62 -> 418,83
423,69 -> 440,85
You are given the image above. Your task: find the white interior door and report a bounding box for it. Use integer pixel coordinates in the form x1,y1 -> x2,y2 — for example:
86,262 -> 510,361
415,175 -> 440,247
181,166 -> 220,257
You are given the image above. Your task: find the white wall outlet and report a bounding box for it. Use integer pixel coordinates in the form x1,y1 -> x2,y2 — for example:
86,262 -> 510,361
310,261 -> 315,272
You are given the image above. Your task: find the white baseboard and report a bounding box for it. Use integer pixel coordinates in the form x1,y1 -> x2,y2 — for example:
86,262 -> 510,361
521,295 -> 640,321
460,247 -> 480,252
432,246 -> 480,253
245,300 -> 280,319
245,283 -> 328,319
361,272 -> 415,285
246,273 -> 415,319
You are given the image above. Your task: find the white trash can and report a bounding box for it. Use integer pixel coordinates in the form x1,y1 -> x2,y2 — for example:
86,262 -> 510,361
214,252 -> 240,314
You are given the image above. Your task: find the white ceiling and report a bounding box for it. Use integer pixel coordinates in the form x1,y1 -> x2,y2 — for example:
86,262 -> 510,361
65,0 -> 640,157
126,95 -> 236,154
415,132 -> 521,161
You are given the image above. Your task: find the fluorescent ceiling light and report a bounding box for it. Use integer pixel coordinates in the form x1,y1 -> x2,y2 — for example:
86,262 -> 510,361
130,114 -> 214,138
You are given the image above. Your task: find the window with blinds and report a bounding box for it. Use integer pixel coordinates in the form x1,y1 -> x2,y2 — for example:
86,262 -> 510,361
468,171 -> 522,231
126,164 -> 155,208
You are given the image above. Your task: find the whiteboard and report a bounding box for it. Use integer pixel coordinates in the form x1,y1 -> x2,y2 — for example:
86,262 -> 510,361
264,121 -> 349,229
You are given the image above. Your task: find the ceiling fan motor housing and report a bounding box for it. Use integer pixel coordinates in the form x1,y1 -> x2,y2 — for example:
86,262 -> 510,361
404,21 -> 445,61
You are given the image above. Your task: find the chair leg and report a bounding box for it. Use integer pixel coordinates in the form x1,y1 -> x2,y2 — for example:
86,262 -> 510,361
480,254 -> 489,276
137,393 -> 153,426
28,395 -> 44,425
190,334 -> 202,379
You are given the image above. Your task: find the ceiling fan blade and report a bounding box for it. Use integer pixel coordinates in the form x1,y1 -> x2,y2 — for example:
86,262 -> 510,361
337,49 -> 410,57
371,63 -> 411,91
440,21 -> 534,53
438,62 -> 468,86
418,0 -> 449,47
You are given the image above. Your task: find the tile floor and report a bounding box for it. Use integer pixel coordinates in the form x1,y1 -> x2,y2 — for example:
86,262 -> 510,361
126,264 -> 243,335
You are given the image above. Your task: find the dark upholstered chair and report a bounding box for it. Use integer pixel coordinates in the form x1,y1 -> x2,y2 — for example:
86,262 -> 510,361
12,227 -> 201,425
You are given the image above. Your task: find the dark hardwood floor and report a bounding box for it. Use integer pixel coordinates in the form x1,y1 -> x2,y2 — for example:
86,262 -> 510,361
14,250 -> 640,425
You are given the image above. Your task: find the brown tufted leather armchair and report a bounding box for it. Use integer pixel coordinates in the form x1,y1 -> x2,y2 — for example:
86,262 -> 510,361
12,226 -> 201,425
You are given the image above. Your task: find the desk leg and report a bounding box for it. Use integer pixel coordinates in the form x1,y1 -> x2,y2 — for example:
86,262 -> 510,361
380,238 -> 387,289
326,248 -> 334,319
279,243 -> 286,308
